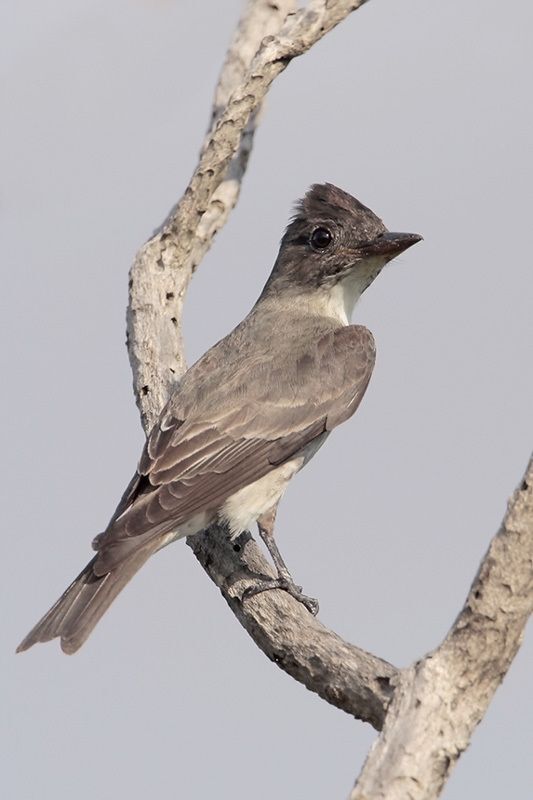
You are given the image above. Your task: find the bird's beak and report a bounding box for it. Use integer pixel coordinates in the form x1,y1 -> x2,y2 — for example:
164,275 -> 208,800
360,232 -> 423,258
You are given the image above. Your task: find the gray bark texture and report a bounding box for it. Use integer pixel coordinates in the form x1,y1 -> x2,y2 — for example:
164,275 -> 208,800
351,455 -> 533,798
124,1 -> 533,797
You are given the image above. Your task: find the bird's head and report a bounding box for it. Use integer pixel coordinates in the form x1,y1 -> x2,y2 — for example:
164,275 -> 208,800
262,183 -> 422,321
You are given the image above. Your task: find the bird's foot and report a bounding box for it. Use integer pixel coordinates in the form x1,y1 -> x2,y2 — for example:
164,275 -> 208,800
243,577 -> 319,615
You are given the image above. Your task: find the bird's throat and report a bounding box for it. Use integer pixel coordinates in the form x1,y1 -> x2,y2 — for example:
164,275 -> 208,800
324,258 -> 386,324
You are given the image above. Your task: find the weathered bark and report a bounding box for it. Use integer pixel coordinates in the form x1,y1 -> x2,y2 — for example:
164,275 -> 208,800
351,455 -> 533,798
124,1 -> 533,797
187,526 -> 397,730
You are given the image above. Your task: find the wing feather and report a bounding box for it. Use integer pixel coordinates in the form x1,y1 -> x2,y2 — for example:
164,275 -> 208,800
94,324 -> 375,572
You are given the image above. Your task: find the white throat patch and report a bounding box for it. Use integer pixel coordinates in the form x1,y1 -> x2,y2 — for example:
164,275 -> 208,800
319,257 -> 387,325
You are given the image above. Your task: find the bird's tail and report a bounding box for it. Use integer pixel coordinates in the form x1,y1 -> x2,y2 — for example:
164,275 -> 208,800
17,547 -> 154,654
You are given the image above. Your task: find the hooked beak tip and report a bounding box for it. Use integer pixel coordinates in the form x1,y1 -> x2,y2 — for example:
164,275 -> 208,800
363,231 -> 423,258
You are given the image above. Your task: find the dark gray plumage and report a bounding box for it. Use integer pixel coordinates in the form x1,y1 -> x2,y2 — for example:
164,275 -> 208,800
18,183 -> 421,654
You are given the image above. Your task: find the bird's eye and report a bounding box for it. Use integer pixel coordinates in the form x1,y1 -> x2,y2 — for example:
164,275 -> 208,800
310,226 -> 332,250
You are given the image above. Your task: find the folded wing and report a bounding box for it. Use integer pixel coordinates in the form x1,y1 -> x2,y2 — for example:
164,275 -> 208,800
94,324 -> 375,573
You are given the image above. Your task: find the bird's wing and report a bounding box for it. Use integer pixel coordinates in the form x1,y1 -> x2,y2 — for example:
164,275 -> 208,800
94,325 -> 375,573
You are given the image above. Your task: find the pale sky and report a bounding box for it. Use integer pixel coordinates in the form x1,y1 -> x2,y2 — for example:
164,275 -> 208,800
3,2 -> 532,798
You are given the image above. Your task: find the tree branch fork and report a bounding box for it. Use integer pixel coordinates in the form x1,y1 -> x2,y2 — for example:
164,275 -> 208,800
125,2 -> 533,797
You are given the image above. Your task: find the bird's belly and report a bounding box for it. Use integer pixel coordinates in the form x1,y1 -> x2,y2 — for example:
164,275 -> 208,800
219,457 -> 304,538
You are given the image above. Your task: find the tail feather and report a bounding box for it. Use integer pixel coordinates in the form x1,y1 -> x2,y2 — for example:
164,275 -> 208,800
17,548 -> 154,654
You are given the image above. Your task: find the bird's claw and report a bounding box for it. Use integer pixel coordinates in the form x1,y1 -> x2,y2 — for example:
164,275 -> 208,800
243,577 -> 319,615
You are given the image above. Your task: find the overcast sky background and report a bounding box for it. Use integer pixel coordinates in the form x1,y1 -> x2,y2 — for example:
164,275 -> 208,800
2,1 -> 532,798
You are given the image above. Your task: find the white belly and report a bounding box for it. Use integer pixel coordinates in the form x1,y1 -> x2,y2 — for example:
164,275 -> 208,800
220,457 -> 304,538
218,430 -> 330,538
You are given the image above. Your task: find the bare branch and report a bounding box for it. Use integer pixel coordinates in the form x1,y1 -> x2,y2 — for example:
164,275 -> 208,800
188,526 -> 397,730
350,454 -> 533,799
190,0 -> 298,284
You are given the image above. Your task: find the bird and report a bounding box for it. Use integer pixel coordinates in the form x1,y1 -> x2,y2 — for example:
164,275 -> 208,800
17,183 -> 421,654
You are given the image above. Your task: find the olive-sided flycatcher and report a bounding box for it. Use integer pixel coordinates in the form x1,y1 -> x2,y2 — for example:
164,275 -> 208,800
18,183 -> 421,654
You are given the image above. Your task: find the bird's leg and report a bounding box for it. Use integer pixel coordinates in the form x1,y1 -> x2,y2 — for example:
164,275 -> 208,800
243,505 -> 319,615
257,506 -> 295,585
